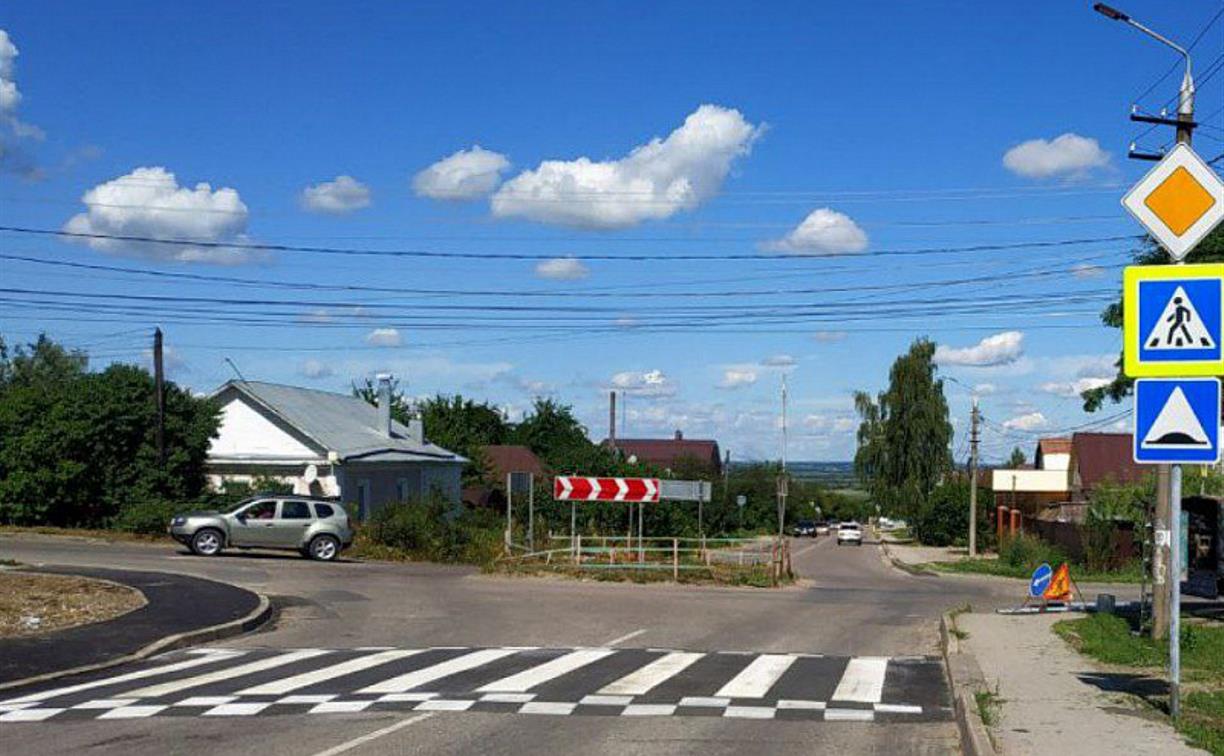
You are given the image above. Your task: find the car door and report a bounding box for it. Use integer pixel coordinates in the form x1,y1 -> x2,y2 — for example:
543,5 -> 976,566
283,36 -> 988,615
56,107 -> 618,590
230,499 -> 280,547
271,500 -> 314,547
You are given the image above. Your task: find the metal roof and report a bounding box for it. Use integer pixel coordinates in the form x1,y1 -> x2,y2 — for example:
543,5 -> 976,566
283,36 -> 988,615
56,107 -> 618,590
213,380 -> 465,464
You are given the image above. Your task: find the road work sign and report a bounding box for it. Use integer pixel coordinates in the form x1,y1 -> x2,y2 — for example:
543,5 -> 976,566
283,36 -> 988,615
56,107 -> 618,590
1133,378 -> 1221,464
1121,143 -> 1224,261
1124,263 -> 1224,377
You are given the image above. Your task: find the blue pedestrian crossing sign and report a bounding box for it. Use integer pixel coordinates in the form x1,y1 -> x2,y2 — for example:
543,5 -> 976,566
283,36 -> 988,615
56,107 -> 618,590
1133,378 -> 1221,464
1124,264 -> 1224,377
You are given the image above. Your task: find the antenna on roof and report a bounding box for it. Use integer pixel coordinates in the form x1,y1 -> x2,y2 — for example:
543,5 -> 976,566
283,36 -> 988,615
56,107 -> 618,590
224,357 -> 247,382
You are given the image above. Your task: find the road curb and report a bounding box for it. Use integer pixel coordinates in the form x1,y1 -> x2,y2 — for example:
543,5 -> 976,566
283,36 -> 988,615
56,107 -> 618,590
939,611 -> 997,756
878,540 -> 939,577
0,579 -> 272,692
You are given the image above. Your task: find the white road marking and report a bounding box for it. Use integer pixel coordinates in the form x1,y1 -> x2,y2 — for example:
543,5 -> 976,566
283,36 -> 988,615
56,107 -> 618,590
238,649 -> 423,696
358,648 -> 517,694
604,628 -> 647,647
724,705 -> 775,719
376,693 -> 437,703
598,651 -> 704,696
276,695 -> 335,705
519,701 -> 575,715
714,654 -> 797,698
0,708 -> 62,722
622,704 -> 676,716
98,705 -> 167,719
308,713 -> 434,756
875,703 -> 922,714
125,649 -> 330,699
678,696 -> 730,707
831,657 -> 889,703
310,701 -> 372,714
173,696 -> 237,707
477,649 -> 614,693
777,699 -> 826,710
579,694 -> 633,706
202,702 -> 270,717
71,699 -> 139,710
479,693 -> 534,703
825,708 -> 874,721
414,699 -> 473,712
1,650 -> 244,704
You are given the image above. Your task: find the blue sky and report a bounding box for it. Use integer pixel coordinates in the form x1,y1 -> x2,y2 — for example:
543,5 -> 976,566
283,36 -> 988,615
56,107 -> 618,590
2,1 -> 1222,462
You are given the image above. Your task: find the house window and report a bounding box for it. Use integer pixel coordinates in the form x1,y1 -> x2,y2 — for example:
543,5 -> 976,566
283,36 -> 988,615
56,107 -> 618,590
396,478 -> 410,502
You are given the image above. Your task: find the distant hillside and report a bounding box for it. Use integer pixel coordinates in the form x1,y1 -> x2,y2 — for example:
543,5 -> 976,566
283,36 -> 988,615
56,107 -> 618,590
730,460 -> 857,488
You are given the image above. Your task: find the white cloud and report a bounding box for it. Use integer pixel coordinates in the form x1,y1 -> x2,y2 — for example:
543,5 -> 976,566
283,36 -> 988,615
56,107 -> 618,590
0,30 -> 19,113
413,145 -> 509,200
491,104 -> 762,229
717,368 -> 758,389
534,256 -> 590,280
300,175 -> 371,214
364,328 -> 403,347
0,29 -> 43,178
1002,133 -> 1109,179
299,359 -> 334,379
610,368 -> 676,397
1003,411 -> 1048,431
813,330 -> 847,343
761,354 -> 797,367
763,208 -> 868,255
934,331 -> 1024,367
62,167 -> 255,264
1039,377 -> 1112,398
973,382 -> 998,396
1071,263 -> 1106,279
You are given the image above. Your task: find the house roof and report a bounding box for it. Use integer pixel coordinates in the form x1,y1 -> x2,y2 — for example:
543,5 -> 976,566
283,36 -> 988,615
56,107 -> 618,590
1038,438 -> 1072,456
1071,432 -> 1145,490
608,437 -> 721,470
482,445 -> 546,480
213,380 -> 465,464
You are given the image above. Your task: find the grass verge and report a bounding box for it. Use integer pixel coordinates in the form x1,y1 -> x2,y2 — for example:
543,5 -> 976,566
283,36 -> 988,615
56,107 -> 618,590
925,558 -> 1143,584
974,689 -> 1000,728
0,572 -> 146,637
1055,613 -> 1224,754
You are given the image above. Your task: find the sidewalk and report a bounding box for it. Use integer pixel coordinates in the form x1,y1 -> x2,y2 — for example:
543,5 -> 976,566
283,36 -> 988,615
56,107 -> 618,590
881,538 -> 973,567
957,612 -> 1201,755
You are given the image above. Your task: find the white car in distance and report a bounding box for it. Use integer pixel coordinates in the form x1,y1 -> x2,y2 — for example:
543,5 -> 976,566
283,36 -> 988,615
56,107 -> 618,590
836,522 -> 863,546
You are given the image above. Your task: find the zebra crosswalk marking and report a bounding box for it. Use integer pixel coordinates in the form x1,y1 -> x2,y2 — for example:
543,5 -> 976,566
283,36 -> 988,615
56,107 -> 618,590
597,651 -> 704,696
0,650 -> 244,705
476,649 -> 614,693
238,649 -> 423,696
357,649 -> 518,694
125,649 -> 330,699
714,654 -> 796,698
830,657 -> 888,703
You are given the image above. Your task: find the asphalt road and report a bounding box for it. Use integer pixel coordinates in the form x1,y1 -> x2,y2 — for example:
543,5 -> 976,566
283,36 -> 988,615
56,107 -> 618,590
0,532 -> 1020,755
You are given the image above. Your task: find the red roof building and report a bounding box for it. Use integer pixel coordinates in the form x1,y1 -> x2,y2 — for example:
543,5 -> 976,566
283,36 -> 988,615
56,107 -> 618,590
1068,432 -> 1150,499
606,431 -> 722,476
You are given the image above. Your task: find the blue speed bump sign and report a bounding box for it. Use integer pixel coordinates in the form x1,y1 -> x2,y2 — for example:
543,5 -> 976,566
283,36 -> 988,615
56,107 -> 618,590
1133,378 -> 1221,464
1124,264 -> 1224,377
1028,563 -> 1052,598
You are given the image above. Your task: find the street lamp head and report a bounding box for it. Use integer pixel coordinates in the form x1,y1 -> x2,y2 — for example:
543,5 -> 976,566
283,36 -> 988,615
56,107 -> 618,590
1093,3 -> 1130,22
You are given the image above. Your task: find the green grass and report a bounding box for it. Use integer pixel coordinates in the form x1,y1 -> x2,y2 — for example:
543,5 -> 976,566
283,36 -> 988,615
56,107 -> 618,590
1055,614 -> 1224,754
925,558 -> 1143,584
974,690 -> 1000,728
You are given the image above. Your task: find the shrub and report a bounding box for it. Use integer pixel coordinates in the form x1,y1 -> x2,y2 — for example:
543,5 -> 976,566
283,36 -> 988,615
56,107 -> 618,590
112,499 -> 182,534
911,479 -> 994,548
365,492 -> 503,565
999,533 -> 1068,571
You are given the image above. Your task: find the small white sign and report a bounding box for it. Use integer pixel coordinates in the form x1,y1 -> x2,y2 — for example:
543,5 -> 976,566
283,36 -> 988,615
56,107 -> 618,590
1155,529 -> 1171,547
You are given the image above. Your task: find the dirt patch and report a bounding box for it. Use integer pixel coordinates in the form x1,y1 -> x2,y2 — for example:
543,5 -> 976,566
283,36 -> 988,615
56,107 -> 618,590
0,572 -> 146,637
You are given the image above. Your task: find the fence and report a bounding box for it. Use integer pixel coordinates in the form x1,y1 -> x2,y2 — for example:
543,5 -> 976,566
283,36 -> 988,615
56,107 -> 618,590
502,535 -> 793,585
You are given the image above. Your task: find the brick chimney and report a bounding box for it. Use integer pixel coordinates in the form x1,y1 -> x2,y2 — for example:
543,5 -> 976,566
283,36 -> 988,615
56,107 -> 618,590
674,429 -> 683,441
376,373 -> 393,438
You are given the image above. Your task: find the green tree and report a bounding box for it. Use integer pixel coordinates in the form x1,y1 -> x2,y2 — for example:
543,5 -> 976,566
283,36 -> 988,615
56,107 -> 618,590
1082,227 -> 1224,411
1007,446 -> 1027,468
853,338 -> 953,519
510,398 -> 595,469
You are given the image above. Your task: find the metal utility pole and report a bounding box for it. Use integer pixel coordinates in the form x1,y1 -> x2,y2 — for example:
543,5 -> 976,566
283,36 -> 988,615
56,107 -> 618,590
153,327 -> 165,467
969,398 -> 980,557
1095,1 -> 1196,717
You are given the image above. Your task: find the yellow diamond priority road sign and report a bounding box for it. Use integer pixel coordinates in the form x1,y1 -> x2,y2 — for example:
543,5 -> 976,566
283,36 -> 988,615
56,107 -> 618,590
1122,143 -> 1224,262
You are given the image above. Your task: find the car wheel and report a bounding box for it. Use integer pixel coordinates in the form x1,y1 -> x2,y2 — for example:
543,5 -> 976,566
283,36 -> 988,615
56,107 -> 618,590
308,534 -> 340,562
190,528 -> 224,557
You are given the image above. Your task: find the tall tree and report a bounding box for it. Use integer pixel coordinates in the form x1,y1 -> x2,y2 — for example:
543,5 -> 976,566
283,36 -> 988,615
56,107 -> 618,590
1007,446 -> 1027,468
1082,227 -> 1224,411
853,338 -> 953,517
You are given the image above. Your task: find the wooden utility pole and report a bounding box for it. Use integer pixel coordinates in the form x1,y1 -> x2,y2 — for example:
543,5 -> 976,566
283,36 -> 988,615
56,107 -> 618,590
969,398 -> 980,557
153,327 -> 165,467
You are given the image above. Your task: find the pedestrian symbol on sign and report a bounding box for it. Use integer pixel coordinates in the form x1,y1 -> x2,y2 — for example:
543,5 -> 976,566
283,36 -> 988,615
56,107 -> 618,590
1145,285 -> 1215,350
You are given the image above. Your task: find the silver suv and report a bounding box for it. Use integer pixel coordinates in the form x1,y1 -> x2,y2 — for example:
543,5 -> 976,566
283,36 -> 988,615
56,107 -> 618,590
169,496 -> 353,561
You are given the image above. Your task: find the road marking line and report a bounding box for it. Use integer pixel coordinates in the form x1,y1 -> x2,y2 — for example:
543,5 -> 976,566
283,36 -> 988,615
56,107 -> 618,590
0,649 -> 244,704
477,649 -> 614,693
479,693 -> 534,703
414,699 -> 474,712
238,649 -> 423,696
724,705 -> 774,719
604,628 -> 647,646
678,696 -> 730,707
519,701 -> 575,715
0,708 -> 63,722
202,702 -> 271,717
275,695 -> 335,705
875,703 -> 922,714
376,693 -> 437,703
825,708 -> 874,721
97,705 -> 168,719
173,696 -> 237,707
831,657 -> 889,703
308,712 -> 434,756
71,699 -> 140,710
622,703 -> 676,716
714,654 -> 797,698
598,651 -> 704,696
125,649 -> 330,699
310,701 -> 373,714
777,699 -> 826,710
358,648 -> 517,694
580,694 -> 633,706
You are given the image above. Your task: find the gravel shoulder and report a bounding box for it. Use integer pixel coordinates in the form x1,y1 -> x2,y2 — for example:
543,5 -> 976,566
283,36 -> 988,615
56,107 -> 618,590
0,570 -> 146,637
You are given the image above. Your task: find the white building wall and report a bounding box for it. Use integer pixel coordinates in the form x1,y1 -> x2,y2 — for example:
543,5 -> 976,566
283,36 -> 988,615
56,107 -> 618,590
991,469 -> 1070,493
1040,452 -> 1071,472
209,397 -> 322,461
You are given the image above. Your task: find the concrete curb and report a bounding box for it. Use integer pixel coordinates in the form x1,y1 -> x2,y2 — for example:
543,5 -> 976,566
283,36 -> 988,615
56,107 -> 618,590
939,611 -> 997,756
878,540 -> 940,577
0,585 -> 273,692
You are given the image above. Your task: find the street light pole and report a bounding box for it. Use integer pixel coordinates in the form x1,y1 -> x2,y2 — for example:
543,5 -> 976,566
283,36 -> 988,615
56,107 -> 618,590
1095,2 -> 1193,720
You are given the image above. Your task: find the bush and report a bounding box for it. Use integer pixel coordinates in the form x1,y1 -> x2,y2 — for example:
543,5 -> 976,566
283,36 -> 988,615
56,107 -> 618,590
112,499 -> 181,534
999,533 -> 1068,571
364,492 -> 503,565
911,479 -> 994,548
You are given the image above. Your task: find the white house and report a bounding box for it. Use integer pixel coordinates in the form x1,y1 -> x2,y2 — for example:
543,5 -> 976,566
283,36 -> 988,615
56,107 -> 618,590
206,376 -> 465,518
